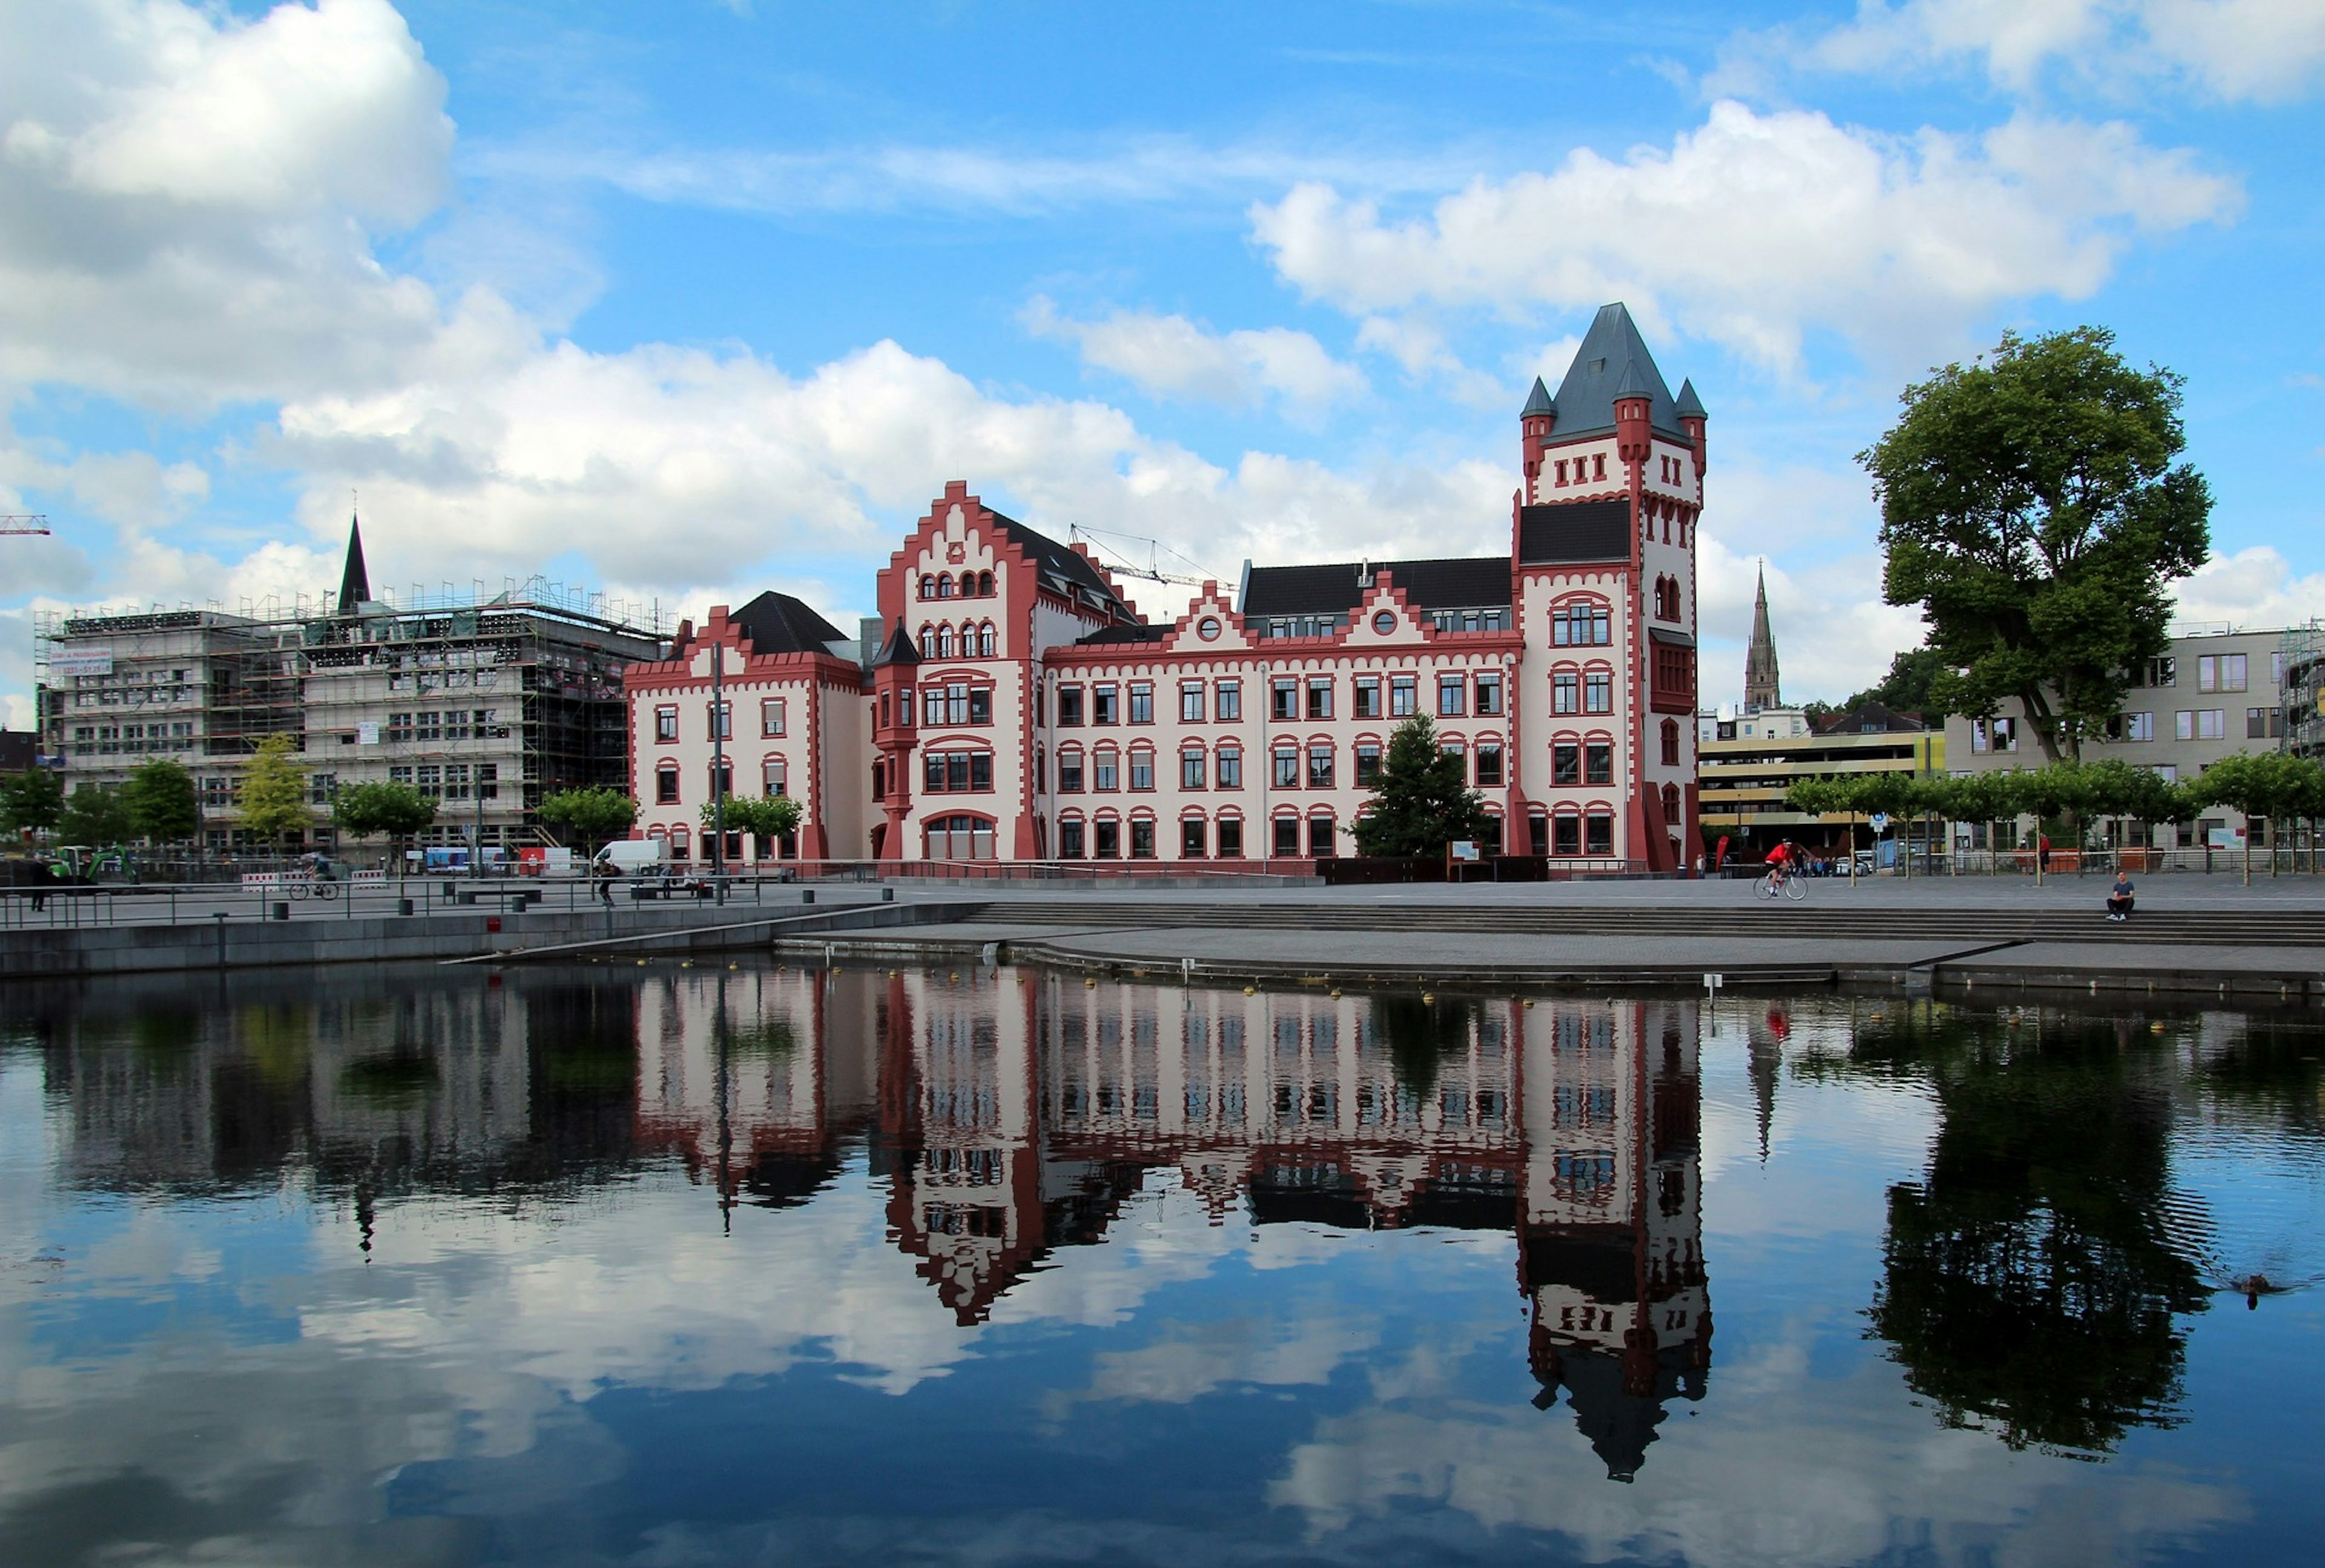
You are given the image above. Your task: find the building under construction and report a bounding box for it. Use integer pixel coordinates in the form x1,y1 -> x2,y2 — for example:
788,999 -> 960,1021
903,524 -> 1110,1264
2283,622 -> 2325,763
36,522 -> 667,852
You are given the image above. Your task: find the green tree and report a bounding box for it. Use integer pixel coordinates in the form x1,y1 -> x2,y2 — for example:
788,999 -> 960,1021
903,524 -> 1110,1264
704,793 -> 802,856
120,758 -> 199,844
541,786 -> 639,855
1351,714 -> 1489,858
1843,646 -> 1947,714
58,783 -> 135,846
237,733 -> 312,852
331,780 -> 439,868
1,768 -> 65,837
1864,327 -> 2212,762
2195,751 -> 2322,885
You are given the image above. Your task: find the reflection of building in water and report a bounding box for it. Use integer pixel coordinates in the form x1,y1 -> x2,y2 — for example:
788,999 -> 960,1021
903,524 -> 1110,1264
869,971 -> 1711,1476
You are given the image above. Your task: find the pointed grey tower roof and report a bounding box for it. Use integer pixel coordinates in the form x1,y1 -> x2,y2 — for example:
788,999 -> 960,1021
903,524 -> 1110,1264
870,617 -> 920,668
1674,377 -> 1706,420
1612,358 -> 1654,401
1520,376 -> 1556,418
336,514 -> 371,614
1551,303 -> 1686,441
1744,564 -> 1781,713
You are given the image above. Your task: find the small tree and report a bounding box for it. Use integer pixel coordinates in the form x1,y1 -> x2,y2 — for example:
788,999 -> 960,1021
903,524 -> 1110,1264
121,758 -> 199,845
541,786 -> 640,857
58,783 -> 135,848
2195,752 -> 2319,886
237,733 -> 312,855
705,794 -> 802,863
1,768 -> 65,838
332,780 -> 440,869
1351,714 -> 1489,858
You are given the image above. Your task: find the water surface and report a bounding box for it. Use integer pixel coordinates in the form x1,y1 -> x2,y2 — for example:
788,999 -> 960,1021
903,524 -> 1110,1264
2,965 -> 2321,1566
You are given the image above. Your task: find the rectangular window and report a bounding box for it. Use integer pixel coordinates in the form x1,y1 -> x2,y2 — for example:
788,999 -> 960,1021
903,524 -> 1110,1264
1475,673 -> 1503,716
1585,670 -> 1612,714
2272,651 -> 2285,687
2248,707 -> 2271,739
1476,742 -> 1503,787
1181,819 -> 1207,858
1273,817 -> 1301,857
1390,675 -> 1417,716
762,757 -> 788,796
708,759 -> 733,800
1353,676 -> 1381,718
1182,748 -> 1207,789
1129,753 -> 1155,791
707,702 -> 731,740
1553,673 -> 1579,714
1585,742 -> 1613,785
2121,711 -> 2154,742
2198,708 -> 2225,740
417,711 -> 443,742
1129,820 -> 1156,859
1216,680 -> 1241,721
1271,678 -> 1298,720
2147,656 -> 2178,688
2221,653 -> 2248,692
2198,655 -> 2217,693
1060,820 -> 1086,858
1093,684 -> 1119,725
476,764 -> 498,802
2175,710 -> 2194,741
1058,753 -> 1084,792
1354,743 -> 1382,787
654,706 -> 677,742
309,772 -> 336,806
1584,811 -> 1613,855
1552,815 -> 1580,855
1128,682 -> 1153,724
968,688 -> 992,725
1095,753 -> 1120,791
656,766 -> 680,805
1274,746 -> 1300,788
1307,743 -> 1334,789
1217,746 -> 1242,788
760,698 -> 785,737
1438,674 -> 1466,717
1180,683 -> 1205,723
1217,819 -> 1243,858
1095,820 -> 1121,859
1306,677 -> 1333,720
1057,686 -> 1084,726
1552,743 -> 1580,786
1309,817 -> 1336,858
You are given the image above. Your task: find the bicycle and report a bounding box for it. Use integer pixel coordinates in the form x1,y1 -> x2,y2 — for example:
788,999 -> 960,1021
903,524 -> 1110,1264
284,877 -> 339,901
1754,867 -> 1806,901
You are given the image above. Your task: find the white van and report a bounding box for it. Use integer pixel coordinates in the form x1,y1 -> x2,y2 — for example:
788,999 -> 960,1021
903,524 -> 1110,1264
592,839 -> 670,877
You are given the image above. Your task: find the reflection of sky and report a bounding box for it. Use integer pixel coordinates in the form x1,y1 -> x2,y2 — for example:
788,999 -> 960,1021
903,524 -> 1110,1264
2,994 -> 2323,1566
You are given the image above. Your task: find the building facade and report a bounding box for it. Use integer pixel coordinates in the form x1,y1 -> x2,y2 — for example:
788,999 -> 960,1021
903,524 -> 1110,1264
632,302 -> 1709,869
1697,702 -> 1944,858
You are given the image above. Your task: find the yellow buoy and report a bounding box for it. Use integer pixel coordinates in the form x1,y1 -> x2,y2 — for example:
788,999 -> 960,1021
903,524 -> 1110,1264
1422,993 -> 1436,1004
1085,977 -> 1098,988
1328,989 -> 1341,1000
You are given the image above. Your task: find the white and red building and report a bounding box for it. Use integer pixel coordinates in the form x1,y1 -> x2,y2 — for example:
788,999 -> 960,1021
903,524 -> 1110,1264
625,302 -> 1706,871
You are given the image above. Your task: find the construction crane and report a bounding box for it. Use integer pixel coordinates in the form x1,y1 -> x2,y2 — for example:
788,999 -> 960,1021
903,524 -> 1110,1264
1067,523 -> 1214,588
1,514 -> 51,536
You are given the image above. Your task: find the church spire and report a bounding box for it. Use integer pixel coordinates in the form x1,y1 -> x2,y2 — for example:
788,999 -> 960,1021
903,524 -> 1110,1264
337,510 -> 371,614
1744,562 -> 1780,712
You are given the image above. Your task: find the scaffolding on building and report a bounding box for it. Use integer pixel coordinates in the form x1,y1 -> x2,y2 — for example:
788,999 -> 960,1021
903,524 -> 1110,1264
2283,621 -> 2325,761
34,580 -> 669,852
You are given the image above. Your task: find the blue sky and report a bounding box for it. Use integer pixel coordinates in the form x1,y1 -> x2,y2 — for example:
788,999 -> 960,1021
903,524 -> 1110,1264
5,0 -> 2324,726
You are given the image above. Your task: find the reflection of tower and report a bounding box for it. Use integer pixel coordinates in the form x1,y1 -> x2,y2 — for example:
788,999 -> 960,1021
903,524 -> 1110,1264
1748,1021 -> 1781,1164
1519,1000 -> 1711,1481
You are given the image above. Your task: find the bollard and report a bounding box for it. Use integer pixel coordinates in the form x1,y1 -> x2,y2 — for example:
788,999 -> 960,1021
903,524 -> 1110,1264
271,900 -> 289,921
802,889 -> 815,904
398,897 -> 415,916
456,890 -> 475,906
442,880 -> 457,898
881,886 -> 894,903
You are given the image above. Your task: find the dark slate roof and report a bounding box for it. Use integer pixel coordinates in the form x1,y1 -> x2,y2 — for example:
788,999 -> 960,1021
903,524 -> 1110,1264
1521,377 -> 1556,418
1518,499 -> 1632,565
337,516 -> 371,613
1242,556 -> 1511,618
731,590 -> 846,656
870,618 -> 919,667
1075,623 -> 1172,646
1552,303 -> 1687,441
1813,699 -> 1928,735
1674,377 -> 1706,420
984,509 -> 1133,615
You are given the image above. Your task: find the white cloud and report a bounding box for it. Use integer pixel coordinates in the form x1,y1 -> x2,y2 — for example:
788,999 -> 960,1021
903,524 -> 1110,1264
2170,545 -> 2325,631
1023,297 -> 1367,419
1354,315 -> 1510,408
0,0 -> 455,408
1743,0 -> 2325,105
1250,100 -> 2239,374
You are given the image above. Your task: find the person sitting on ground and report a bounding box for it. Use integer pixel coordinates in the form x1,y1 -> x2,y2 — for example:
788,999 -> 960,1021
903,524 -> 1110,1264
2106,869 -> 2135,921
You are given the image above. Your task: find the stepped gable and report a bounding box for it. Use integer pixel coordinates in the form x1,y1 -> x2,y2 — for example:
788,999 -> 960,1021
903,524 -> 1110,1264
1242,556 -> 1511,616
1551,303 -> 1687,441
1517,498 -> 1632,565
729,591 -> 848,656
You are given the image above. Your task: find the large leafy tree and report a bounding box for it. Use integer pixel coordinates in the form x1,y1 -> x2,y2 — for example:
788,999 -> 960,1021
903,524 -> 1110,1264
237,733 -> 311,851
541,786 -> 640,855
701,793 -> 802,855
332,780 -> 440,866
121,758 -> 199,843
1,768 -> 65,836
1351,714 -> 1489,858
1863,327 -> 2211,762
58,783 -> 135,846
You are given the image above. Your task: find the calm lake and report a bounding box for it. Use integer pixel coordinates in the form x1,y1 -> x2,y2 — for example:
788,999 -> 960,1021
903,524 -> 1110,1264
2,964 -> 2321,1567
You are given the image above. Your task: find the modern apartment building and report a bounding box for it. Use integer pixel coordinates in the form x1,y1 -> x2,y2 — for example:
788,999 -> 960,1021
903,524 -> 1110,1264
1697,702 -> 1943,857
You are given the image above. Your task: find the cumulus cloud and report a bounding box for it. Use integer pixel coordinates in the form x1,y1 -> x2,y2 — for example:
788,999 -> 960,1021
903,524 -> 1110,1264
2171,545 -> 2325,631
0,0 -> 455,408
1023,297 -> 1367,419
1727,0 -> 2325,105
1250,100 -> 2240,374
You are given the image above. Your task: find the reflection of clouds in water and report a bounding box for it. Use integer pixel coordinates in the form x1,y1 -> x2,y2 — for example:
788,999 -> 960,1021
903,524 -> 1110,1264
1268,1344 -> 2246,1566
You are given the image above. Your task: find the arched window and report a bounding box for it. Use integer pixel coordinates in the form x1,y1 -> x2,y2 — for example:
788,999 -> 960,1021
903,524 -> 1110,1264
1660,718 -> 1680,767
1654,576 -> 1680,622
978,622 -> 996,657
977,570 -> 994,596
918,626 -> 935,659
1661,783 -> 1681,825
924,813 -> 995,861
1551,598 -> 1612,647
937,573 -> 954,599
937,625 -> 955,659
918,575 -> 934,600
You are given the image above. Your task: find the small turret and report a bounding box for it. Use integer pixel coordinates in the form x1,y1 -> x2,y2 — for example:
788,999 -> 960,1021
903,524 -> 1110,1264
1520,377 -> 1557,497
1675,378 -> 1708,476
1612,360 -> 1653,466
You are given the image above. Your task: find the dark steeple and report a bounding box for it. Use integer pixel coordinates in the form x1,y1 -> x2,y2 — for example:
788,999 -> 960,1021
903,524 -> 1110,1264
337,513 -> 371,614
1551,303 -> 1685,440
1744,564 -> 1781,713
1521,377 -> 1556,418
1674,378 -> 1707,420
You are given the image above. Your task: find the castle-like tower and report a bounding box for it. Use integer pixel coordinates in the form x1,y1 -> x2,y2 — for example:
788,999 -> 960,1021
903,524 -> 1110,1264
1743,565 -> 1780,713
